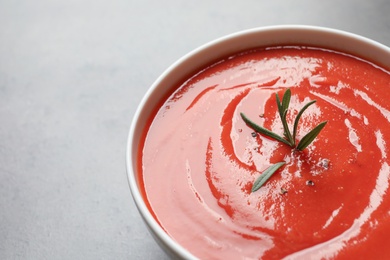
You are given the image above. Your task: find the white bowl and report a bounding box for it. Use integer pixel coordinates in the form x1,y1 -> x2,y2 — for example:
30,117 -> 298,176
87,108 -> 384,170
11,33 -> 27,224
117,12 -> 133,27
126,25 -> 390,259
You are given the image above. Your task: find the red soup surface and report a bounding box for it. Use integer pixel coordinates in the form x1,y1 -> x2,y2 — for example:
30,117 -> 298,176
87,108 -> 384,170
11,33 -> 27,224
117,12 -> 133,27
139,46 -> 390,259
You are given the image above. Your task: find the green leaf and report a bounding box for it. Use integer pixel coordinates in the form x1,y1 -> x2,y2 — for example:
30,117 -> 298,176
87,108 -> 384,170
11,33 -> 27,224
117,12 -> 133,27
281,109 -> 294,146
240,113 -> 292,146
251,162 -> 286,192
293,100 -> 316,141
276,88 -> 295,147
281,89 -> 291,114
276,89 -> 293,145
275,89 -> 291,120
296,121 -> 328,150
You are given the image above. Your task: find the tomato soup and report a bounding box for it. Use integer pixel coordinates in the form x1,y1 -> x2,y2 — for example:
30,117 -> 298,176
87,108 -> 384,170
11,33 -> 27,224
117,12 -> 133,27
139,46 -> 390,259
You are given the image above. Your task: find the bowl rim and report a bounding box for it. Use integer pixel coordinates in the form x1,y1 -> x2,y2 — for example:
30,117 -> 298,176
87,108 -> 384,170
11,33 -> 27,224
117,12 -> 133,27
126,24 -> 390,259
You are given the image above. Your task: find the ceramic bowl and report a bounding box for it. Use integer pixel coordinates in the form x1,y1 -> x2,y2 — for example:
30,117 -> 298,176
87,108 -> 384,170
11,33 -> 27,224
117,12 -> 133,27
126,25 -> 390,259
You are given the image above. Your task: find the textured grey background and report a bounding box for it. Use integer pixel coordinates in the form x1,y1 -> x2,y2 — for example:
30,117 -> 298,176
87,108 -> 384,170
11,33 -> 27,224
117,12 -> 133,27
0,0 -> 389,259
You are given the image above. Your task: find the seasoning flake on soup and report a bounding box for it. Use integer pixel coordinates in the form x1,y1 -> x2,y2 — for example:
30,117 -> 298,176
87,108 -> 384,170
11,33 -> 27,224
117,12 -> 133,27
139,46 -> 390,259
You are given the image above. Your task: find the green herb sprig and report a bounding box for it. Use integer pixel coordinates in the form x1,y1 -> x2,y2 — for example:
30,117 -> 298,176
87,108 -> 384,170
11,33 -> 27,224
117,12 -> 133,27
241,88 -> 327,192
241,89 -> 327,151
251,162 -> 286,192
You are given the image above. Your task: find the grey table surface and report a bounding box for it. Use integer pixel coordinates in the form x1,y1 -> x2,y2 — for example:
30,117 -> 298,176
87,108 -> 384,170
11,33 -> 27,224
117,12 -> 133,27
0,0 -> 389,259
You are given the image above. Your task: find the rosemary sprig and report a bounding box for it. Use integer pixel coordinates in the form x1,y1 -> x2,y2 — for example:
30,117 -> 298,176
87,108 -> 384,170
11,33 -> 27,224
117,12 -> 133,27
296,121 -> 327,150
241,88 -> 328,192
240,113 -> 291,146
276,89 -> 294,145
252,162 -> 286,192
240,88 -> 327,151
